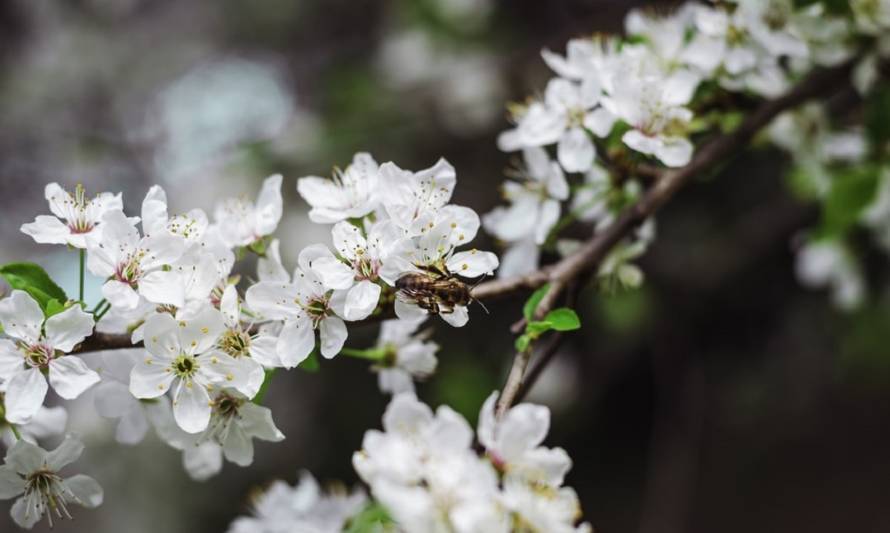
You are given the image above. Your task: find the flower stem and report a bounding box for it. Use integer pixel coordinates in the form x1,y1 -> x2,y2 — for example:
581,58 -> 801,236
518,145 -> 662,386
340,347 -> 386,361
95,302 -> 111,322
78,248 -> 85,302
91,298 -> 107,314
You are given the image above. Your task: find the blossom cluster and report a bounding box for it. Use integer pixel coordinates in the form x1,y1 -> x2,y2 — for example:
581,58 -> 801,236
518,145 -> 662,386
0,0 -> 885,530
485,0 -> 870,285
352,392 -> 589,533
0,148 -> 495,526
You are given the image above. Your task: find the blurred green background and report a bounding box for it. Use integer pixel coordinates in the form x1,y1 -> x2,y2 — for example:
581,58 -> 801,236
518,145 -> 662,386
1,0 -> 889,532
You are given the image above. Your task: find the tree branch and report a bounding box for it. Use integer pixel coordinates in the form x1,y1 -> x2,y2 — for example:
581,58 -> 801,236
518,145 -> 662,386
493,57 -> 859,416
72,59 -> 858,367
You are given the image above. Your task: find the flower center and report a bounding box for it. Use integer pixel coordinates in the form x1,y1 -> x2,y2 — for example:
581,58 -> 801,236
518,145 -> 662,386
215,392 -> 245,419
219,329 -> 251,358
172,354 -> 199,379
302,296 -> 331,328
20,342 -> 54,369
114,255 -> 143,286
24,467 -> 77,527
66,184 -> 94,234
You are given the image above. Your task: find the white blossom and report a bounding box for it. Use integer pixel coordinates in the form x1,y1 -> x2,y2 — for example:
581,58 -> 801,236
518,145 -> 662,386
374,318 -> 438,395
213,174 -> 284,248
228,471 -> 366,533
20,183 -> 122,249
85,209 -> 186,310
192,389 -> 284,468
0,292 -> 99,424
0,436 -> 103,529
246,246 -> 350,366
129,308 -> 255,433
297,153 -> 381,224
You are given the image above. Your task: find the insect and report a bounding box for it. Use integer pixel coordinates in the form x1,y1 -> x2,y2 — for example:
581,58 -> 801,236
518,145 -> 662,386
395,264 -> 481,315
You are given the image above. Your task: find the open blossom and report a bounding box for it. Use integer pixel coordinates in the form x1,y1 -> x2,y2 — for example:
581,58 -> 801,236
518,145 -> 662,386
213,174 -> 283,248
497,77 -> 611,173
382,207 -> 499,327
86,209 -> 186,310
353,393 -> 592,532
129,308 -> 255,433
217,285 -> 279,393
228,471 -> 366,533
600,45 -> 695,167
0,436 -> 103,529
478,392 -> 571,487
20,183 -> 122,249
0,292 -> 99,424
484,147 -> 568,277
379,158 -> 457,235
297,153 -> 381,224
82,349 -> 176,445
353,393 -> 506,532
194,389 -> 284,468
246,246 -> 349,366
373,318 -> 438,394
305,221 -> 401,321
142,184 -> 235,283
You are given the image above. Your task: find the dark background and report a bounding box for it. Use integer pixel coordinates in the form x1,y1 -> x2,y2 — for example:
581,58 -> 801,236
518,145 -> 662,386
1,1 -> 889,532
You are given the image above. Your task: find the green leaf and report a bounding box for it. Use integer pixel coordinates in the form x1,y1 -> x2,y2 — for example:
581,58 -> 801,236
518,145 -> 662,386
525,320 -> 553,335
44,299 -> 67,319
515,334 -> 531,352
0,262 -> 68,310
299,349 -> 320,373
252,369 -> 276,404
544,308 -> 581,331
823,165 -> 880,236
344,503 -> 394,533
523,284 -> 550,321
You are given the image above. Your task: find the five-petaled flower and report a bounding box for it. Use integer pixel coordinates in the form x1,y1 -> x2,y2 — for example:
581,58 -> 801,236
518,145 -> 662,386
0,291 -> 99,425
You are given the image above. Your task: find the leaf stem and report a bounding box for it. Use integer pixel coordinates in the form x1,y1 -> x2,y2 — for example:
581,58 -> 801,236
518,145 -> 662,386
78,248 -> 85,302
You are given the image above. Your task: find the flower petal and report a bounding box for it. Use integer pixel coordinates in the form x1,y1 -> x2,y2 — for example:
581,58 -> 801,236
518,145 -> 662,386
173,380 -> 212,433
4,369 -> 48,425
344,281 -> 381,321
101,280 -> 141,310
557,127 -> 595,173
245,281 -> 301,321
319,317 -> 348,359
254,174 -> 283,237
276,319 -> 315,368
0,467 -> 25,499
11,496 -> 41,529
4,439 -> 46,474
64,474 -> 103,508
45,435 -> 84,471
176,308 -> 226,355
139,270 -> 186,308
440,305 -> 469,328
446,250 -> 499,278
183,441 -> 222,481
20,215 -> 72,246
48,357 -> 100,399
45,305 -> 94,353
129,356 -> 175,399
248,335 -> 282,368
143,312 -> 181,360
0,291 -> 44,344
